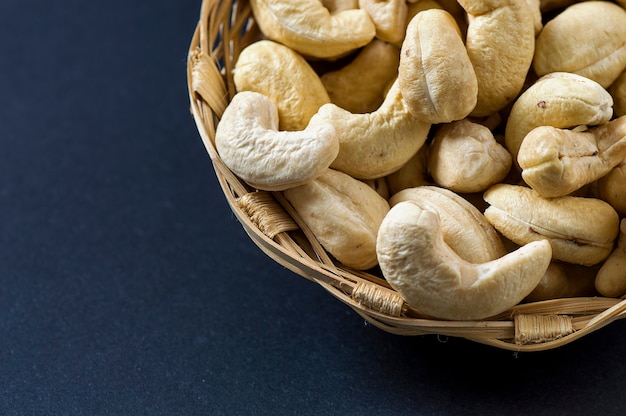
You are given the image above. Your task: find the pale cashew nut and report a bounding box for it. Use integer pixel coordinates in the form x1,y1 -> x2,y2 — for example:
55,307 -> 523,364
533,1 -> 626,88
316,80 -> 431,180
428,119 -> 512,193
283,168 -> 390,270
234,40 -> 330,131
215,91 -> 339,191
518,116 -> 626,198
595,220 -> 626,298
358,0 -> 408,44
376,201 -> 552,320
504,72 -> 613,168
457,0 -> 536,117
484,184 -> 620,266
398,9 -> 477,124
320,39 -> 400,114
595,159 -> 626,217
390,186 -> 506,263
249,0 -> 376,59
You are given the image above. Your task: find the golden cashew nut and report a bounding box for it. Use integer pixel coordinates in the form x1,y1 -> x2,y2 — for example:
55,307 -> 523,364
215,91 -> 339,191
484,184 -> 620,266
249,0 -> 376,59
504,72 -> 613,168
398,9 -> 477,124
283,169 -> 390,270
376,201 -> 552,321
518,116 -> 626,198
428,119 -> 512,193
595,220 -> 626,298
234,40 -> 330,131
320,39 -> 400,114
533,1 -> 626,88
457,0 -> 536,117
390,186 -> 506,263
317,80 -> 431,180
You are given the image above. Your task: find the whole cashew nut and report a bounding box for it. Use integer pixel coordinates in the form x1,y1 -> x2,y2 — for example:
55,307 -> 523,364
428,119 -> 512,193
249,0 -> 376,59
518,116 -> 626,198
484,184 -> 620,266
317,80 -> 431,180
457,0 -> 536,117
283,168 -> 390,270
234,40 -> 331,131
376,201 -> 552,320
504,72 -> 613,169
533,1 -> 626,88
398,9 -> 477,124
215,91 -> 339,191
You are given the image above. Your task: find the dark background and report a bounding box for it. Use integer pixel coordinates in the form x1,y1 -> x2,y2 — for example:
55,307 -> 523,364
2,0 -> 626,414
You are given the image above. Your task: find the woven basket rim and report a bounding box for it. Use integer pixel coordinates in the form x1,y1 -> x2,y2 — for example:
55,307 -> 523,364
186,0 -> 626,352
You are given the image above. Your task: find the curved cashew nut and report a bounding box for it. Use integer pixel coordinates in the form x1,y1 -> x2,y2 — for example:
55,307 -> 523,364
320,39 -> 400,114
457,0 -> 536,117
398,9 -> 477,124
390,186 -> 506,263
234,40 -> 330,131
249,0 -> 376,59
317,80 -> 431,180
428,119 -> 512,193
215,91 -> 339,191
533,1 -> 626,88
595,159 -> 626,217
484,184 -> 620,266
504,72 -> 613,168
283,168 -> 390,270
595,219 -> 626,297
376,201 -> 552,321
518,116 -> 626,198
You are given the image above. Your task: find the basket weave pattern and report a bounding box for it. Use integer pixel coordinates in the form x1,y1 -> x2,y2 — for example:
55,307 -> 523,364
187,0 -> 626,351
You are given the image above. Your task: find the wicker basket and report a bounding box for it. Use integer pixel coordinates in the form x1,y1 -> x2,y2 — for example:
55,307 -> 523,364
186,0 -> 626,351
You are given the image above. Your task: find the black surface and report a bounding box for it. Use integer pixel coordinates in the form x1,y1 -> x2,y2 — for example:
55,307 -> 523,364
2,1 -> 626,415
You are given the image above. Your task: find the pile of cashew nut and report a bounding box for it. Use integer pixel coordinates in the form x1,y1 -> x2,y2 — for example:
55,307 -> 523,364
214,0 -> 626,320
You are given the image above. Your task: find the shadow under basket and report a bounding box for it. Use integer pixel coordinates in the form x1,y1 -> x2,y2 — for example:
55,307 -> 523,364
186,0 -> 626,352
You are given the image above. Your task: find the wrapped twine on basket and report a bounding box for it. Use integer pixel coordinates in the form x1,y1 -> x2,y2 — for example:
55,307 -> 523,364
186,0 -> 626,352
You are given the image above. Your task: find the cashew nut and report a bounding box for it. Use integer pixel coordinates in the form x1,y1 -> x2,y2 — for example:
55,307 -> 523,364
234,40 -> 330,131
484,184 -> 620,266
428,119 -> 512,193
390,186 -> 506,263
595,219 -> 626,297
457,0 -> 536,117
376,201 -> 552,320
595,159 -> 626,217
358,0 -> 408,44
533,1 -> 626,88
283,168 -> 390,270
518,116 -> 626,198
504,72 -> 614,168
249,0 -> 376,59
398,9 -> 477,124
215,91 -> 339,191
320,39 -> 400,114
316,80 -> 431,180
